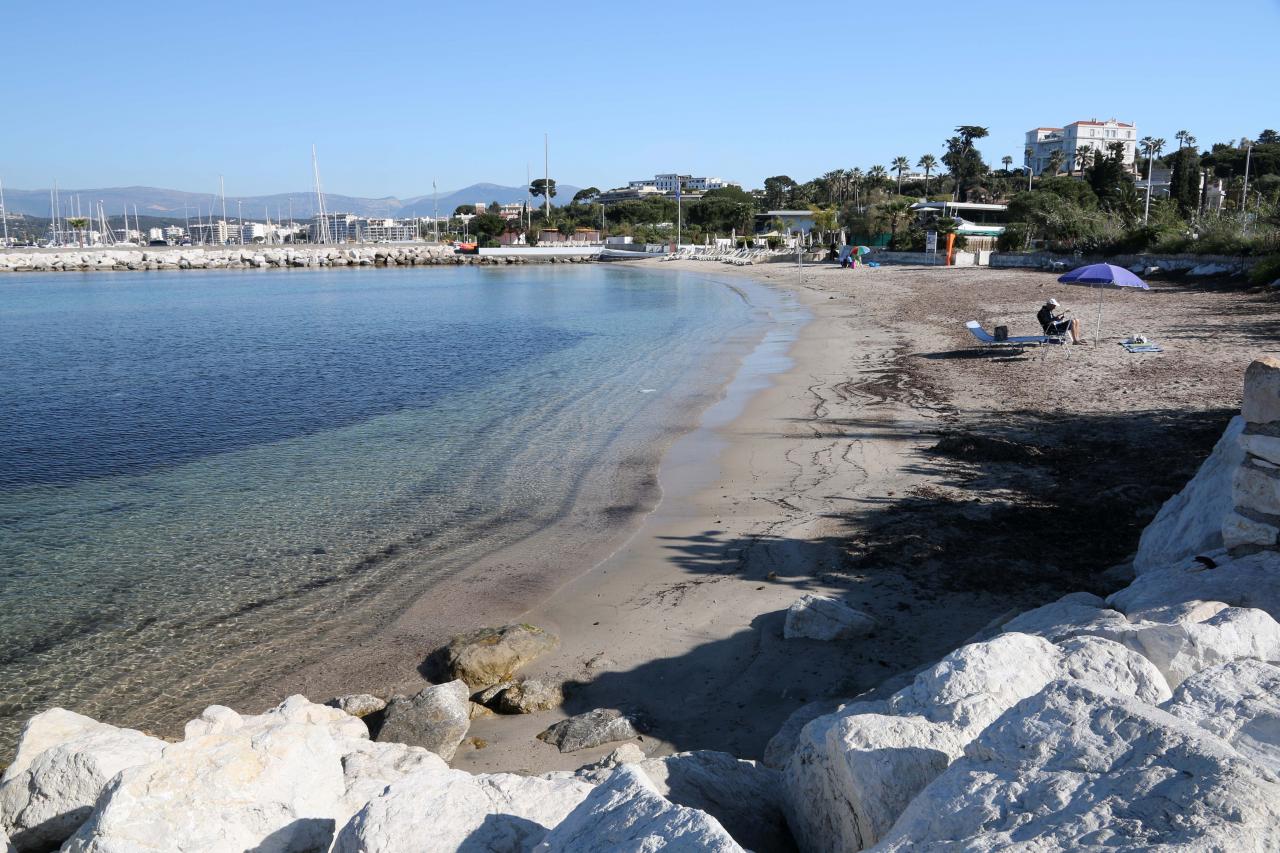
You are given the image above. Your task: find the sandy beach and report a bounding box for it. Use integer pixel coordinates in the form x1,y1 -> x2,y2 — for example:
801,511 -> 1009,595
268,258 -> 1270,777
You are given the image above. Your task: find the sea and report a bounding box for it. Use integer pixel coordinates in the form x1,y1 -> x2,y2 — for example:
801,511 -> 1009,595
0,263 -> 782,745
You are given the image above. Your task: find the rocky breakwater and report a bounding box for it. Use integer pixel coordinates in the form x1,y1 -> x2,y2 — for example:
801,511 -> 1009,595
0,245 -> 597,273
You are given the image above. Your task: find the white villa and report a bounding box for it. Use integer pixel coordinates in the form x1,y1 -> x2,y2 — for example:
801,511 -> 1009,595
1025,119 -> 1138,176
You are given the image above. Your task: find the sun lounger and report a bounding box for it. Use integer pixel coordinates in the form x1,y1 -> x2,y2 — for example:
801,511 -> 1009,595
965,321 -> 1062,347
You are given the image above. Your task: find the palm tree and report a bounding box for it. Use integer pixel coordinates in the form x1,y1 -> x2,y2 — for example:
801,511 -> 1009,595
891,156 -> 911,195
877,198 -> 913,249
1001,155 -> 1013,172
1175,129 -> 1189,149
1139,136 -> 1165,224
849,168 -> 864,210
1045,150 -> 1065,177
1074,146 -> 1093,176
867,165 -> 888,194
1184,134 -> 1197,152
917,155 -> 937,196
67,217 -> 89,246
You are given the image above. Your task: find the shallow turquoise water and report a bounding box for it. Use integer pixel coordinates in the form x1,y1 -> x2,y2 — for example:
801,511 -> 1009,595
0,264 -> 768,740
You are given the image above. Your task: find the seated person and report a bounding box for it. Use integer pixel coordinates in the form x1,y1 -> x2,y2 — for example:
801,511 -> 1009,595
1036,298 -> 1085,344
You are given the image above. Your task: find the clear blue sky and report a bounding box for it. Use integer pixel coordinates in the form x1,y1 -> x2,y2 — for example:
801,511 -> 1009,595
2,0 -> 1276,196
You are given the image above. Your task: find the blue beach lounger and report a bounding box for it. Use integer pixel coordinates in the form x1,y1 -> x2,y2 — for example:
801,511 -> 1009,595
965,320 -> 1062,347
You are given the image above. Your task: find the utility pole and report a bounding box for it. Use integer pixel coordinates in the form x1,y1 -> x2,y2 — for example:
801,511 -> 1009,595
220,176 -> 228,244
1143,143 -> 1154,225
433,180 -> 439,242
544,133 -> 550,221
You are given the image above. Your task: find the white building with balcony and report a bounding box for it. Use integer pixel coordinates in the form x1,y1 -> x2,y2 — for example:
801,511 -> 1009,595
627,173 -> 740,193
1025,118 -> 1138,176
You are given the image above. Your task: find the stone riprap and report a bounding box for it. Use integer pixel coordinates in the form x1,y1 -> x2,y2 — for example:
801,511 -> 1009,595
0,246 -> 597,272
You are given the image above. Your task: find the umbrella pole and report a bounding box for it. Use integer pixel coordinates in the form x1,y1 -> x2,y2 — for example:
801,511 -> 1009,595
1094,284 -> 1104,345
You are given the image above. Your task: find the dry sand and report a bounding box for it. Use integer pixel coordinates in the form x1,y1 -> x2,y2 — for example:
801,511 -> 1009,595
300,259 -> 1276,775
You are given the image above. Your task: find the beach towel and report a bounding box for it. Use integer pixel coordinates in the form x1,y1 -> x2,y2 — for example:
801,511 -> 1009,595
1120,341 -> 1163,353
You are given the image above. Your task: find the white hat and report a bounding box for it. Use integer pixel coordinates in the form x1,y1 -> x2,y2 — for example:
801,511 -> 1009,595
1047,298 -> 1059,307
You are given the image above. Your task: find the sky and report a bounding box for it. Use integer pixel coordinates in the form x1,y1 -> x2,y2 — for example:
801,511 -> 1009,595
1,0 -> 1277,197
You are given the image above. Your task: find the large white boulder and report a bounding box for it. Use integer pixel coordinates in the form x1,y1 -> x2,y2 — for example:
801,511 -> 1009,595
337,739 -> 450,823
998,591 -> 1131,642
534,765 -> 743,852
1055,635 -> 1172,704
1102,604 -> 1280,688
1164,658 -> 1280,771
784,634 -> 1062,852
1109,548 -> 1280,620
874,680 -> 1280,851
0,709 -> 166,851
783,595 -> 876,640
333,767 -> 593,852
1135,416 -> 1243,574
63,696 -> 359,853
636,751 -> 790,853
784,630 -> 1187,852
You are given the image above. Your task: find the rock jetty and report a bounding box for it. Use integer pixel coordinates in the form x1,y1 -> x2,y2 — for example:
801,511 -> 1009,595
3,360 -> 1280,851
0,246 -> 597,273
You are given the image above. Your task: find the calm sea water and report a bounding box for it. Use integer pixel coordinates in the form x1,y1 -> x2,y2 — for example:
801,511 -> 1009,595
0,264 -> 770,742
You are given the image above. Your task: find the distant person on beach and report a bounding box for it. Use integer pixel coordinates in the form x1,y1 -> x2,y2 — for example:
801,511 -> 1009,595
1037,298 -> 1085,344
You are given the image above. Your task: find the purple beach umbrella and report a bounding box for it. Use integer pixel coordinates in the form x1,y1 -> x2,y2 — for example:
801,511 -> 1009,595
1056,263 -> 1149,343
1057,263 -> 1150,290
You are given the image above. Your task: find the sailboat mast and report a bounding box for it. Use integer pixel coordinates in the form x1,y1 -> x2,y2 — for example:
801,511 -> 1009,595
0,176 -> 9,247
219,176 -> 228,244
543,133 -> 550,221
312,145 -> 330,244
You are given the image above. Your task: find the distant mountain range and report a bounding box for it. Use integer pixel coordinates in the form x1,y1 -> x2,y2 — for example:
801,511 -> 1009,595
0,183 -> 583,220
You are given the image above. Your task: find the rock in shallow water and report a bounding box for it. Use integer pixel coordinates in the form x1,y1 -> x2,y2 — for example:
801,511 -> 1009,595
376,680 -> 470,761
439,624 -> 558,689
538,709 -> 640,753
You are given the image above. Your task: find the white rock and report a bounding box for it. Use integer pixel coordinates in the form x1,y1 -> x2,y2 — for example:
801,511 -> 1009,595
1164,659 -> 1280,771
1233,462 -> 1280,516
326,693 -> 387,718
783,595 -> 876,641
337,739 -> 450,823
1222,510 -> 1280,549
1134,416 -> 1243,573
1243,356 -> 1280,426
63,698 -> 353,853
874,680 -> 1280,851
1105,604 -> 1280,688
762,699 -> 865,770
334,767 -> 593,853
534,765 -> 743,852
636,751 -> 789,853
0,710 -> 165,851
1055,634 -> 1172,704
1109,548 -> 1280,620
1241,430 -> 1280,467
998,591 -> 1130,641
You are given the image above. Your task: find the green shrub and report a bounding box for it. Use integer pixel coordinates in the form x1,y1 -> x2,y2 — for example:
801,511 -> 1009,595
1248,254 -> 1280,285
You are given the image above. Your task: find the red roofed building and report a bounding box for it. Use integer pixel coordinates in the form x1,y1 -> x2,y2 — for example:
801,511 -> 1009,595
1025,118 -> 1138,176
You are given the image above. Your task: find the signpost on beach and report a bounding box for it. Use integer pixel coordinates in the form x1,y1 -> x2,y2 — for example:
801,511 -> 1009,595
926,230 -> 937,260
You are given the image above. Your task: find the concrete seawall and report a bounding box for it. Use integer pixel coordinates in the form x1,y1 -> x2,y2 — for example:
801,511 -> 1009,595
0,245 -> 600,272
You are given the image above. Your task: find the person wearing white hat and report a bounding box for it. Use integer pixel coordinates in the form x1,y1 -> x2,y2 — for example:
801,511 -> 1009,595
1036,297 -> 1085,344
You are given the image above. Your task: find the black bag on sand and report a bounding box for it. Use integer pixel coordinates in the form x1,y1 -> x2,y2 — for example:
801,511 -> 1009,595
994,325 -> 1009,341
